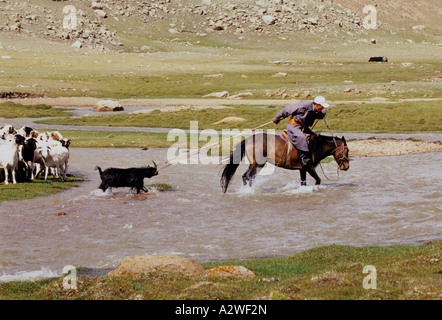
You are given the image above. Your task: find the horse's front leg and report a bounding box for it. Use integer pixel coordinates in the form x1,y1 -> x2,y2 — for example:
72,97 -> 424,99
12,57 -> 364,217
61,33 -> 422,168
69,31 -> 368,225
300,169 -> 307,186
306,165 -> 321,185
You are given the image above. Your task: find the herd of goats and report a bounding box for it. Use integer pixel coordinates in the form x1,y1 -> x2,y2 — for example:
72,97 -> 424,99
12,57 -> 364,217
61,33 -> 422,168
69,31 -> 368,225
0,123 -> 159,194
0,124 -> 71,185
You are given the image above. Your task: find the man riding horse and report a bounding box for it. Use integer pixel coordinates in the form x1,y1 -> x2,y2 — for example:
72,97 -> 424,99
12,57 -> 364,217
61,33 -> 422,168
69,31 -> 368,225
272,96 -> 330,167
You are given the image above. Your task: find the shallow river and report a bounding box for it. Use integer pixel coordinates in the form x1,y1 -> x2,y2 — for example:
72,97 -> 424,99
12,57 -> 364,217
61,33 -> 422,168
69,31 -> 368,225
0,148 -> 441,281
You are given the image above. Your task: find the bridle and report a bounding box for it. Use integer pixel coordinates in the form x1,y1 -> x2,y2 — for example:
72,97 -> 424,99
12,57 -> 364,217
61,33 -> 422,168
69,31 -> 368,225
332,142 -> 349,168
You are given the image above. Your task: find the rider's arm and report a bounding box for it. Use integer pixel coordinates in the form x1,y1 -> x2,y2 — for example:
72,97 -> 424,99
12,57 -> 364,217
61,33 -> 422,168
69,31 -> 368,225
272,102 -> 304,124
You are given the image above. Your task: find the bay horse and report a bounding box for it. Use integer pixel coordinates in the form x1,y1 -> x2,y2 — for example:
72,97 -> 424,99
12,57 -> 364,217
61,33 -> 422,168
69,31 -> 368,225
220,132 -> 349,193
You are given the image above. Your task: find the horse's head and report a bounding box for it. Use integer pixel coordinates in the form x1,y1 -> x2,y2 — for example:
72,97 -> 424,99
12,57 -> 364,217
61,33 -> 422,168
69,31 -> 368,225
332,137 -> 350,171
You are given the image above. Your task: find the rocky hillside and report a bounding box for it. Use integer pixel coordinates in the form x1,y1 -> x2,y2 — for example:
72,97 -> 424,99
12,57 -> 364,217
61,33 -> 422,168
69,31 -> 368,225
1,0 -> 439,52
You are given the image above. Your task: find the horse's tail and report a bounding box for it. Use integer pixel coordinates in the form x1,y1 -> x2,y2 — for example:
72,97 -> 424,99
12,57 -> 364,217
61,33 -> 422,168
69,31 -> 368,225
220,139 -> 246,193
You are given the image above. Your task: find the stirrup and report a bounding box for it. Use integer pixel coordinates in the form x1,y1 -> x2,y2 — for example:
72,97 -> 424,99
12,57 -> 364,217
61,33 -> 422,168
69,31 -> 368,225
299,154 -> 312,167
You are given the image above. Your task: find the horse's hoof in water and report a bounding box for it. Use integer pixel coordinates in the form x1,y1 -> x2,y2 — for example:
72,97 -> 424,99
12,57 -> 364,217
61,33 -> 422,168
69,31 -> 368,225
301,181 -> 307,186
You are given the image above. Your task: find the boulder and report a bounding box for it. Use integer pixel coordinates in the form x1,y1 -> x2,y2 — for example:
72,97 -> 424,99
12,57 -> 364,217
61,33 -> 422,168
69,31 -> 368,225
93,100 -> 124,112
206,266 -> 255,278
108,255 -> 205,277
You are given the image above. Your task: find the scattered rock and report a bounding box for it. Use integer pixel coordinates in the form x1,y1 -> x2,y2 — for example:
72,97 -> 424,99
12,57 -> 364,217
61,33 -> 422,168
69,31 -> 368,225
91,2 -> 103,10
266,88 -> 289,98
94,9 -> 107,19
212,117 -> 246,124
306,17 -> 318,25
203,91 -> 229,98
71,40 -> 83,49
0,92 -> 45,99
206,266 -> 255,278
272,72 -> 287,78
262,15 -> 277,25
401,62 -> 414,67
203,74 -> 224,78
108,255 -> 205,277
412,25 -> 426,30
228,92 -> 253,99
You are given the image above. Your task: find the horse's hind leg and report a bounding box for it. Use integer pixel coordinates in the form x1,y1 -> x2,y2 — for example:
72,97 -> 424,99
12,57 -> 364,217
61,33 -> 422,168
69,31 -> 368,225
306,165 -> 321,185
242,164 -> 254,186
242,164 -> 264,187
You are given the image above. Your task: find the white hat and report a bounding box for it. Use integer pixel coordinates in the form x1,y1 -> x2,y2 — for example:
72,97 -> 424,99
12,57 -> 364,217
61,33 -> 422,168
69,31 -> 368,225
313,96 -> 330,108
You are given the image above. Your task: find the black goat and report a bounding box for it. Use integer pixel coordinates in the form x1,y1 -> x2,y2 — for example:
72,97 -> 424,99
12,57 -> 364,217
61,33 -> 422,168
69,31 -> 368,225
20,137 -> 38,181
95,162 -> 158,194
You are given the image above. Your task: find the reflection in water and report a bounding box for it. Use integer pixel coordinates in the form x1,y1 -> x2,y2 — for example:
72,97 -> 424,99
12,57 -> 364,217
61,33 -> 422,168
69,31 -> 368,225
1,148 -> 441,281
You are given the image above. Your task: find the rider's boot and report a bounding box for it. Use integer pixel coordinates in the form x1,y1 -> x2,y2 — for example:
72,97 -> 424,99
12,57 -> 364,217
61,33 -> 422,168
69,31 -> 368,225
298,150 -> 312,167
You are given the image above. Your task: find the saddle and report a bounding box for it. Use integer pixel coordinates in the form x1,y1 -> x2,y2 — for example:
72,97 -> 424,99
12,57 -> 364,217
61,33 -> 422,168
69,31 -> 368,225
278,130 -> 319,167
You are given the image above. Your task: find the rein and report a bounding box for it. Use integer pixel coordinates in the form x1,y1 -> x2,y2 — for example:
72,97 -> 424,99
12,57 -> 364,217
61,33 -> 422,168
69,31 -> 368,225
318,118 -> 349,181
318,142 -> 347,182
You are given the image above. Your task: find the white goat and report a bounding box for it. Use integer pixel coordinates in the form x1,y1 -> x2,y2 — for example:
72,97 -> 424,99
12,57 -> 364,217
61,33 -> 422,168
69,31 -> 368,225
36,140 -> 70,182
0,134 -> 25,184
0,124 -> 16,140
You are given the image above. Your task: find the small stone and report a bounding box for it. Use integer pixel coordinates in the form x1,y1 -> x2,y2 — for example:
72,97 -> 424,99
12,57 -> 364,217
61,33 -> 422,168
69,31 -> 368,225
262,15 -> 276,25
71,40 -> 83,48
213,117 -> 246,124
94,9 -> 107,18
272,72 -> 287,78
203,91 -> 229,98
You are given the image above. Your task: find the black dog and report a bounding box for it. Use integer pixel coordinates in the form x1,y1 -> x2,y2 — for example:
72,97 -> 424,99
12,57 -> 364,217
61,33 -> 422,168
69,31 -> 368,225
95,162 -> 158,194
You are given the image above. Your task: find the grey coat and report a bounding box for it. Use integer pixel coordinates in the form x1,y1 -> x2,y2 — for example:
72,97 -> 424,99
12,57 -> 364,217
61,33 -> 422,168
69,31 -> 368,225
273,100 -> 327,152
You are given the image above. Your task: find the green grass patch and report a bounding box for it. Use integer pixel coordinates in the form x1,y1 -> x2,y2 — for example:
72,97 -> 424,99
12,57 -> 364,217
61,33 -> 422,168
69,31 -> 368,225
0,175 -> 83,202
0,102 -> 71,119
58,130 -> 174,148
1,241 -> 440,300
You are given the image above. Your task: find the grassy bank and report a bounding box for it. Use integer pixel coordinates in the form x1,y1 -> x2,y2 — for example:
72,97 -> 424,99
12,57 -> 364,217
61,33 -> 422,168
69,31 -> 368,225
0,176 -> 83,202
0,102 -> 71,119
41,100 -> 442,133
1,241 -> 440,300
